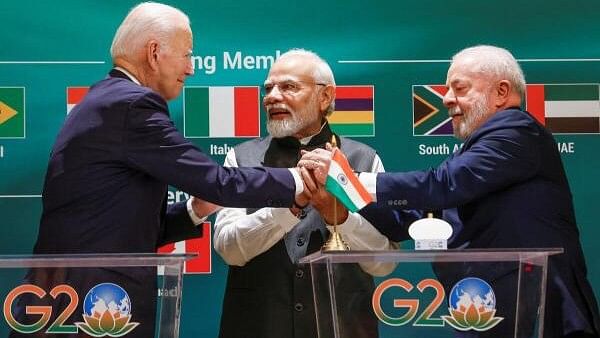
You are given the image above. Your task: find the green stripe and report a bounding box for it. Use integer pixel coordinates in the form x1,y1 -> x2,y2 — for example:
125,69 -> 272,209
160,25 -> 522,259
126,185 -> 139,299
330,123 -> 374,136
325,177 -> 359,212
413,86 -> 449,136
545,84 -> 599,101
184,87 -> 209,137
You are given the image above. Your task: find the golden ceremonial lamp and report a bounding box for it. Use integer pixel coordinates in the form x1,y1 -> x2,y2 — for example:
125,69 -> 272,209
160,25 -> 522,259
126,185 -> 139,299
322,135 -> 350,252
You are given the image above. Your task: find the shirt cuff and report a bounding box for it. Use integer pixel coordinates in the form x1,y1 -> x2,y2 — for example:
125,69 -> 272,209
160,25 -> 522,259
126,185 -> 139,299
325,211 -> 359,234
288,168 -> 304,195
359,172 -> 377,201
186,198 -> 208,225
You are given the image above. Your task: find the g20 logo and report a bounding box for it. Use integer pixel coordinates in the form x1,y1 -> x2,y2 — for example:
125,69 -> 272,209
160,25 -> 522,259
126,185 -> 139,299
3,283 -> 139,337
372,277 -> 503,332
3,284 -> 79,334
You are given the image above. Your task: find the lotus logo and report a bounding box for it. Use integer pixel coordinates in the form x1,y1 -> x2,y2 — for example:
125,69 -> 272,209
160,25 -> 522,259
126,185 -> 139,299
441,277 -> 503,331
75,283 -> 139,337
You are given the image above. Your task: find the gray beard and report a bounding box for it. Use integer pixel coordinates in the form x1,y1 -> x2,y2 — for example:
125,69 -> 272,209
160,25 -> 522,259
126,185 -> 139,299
453,95 -> 490,140
266,96 -> 320,138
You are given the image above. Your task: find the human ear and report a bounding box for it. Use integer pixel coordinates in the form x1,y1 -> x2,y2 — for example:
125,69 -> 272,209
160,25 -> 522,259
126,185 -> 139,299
146,40 -> 160,71
320,85 -> 335,112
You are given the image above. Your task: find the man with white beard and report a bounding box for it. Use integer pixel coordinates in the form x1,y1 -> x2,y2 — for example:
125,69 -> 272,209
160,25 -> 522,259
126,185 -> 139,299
213,49 -> 410,338
300,45 -> 600,338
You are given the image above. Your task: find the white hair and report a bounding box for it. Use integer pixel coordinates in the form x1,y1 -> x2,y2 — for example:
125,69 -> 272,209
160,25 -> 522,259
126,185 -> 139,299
277,48 -> 336,115
110,2 -> 190,61
452,45 -> 526,97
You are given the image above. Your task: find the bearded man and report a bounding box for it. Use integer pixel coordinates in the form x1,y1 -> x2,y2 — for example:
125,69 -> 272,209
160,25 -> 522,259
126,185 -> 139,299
300,45 -> 600,338
213,49 -> 414,338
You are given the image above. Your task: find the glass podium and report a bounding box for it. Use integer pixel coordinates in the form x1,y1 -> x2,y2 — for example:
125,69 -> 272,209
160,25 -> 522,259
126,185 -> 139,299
0,253 -> 195,337
300,248 -> 563,338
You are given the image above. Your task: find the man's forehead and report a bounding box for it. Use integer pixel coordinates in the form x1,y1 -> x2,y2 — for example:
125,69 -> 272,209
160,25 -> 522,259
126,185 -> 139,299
266,58 -> 314,81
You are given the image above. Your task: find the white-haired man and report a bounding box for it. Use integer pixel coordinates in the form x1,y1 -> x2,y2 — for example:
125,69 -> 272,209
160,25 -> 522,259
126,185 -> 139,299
301,45 -> 600,338
19,3 -> 308,337
214,49 -> 417,338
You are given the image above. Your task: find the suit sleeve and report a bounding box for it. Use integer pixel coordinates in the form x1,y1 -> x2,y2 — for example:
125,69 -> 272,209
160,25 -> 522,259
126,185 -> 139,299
122,92 -> 296,208
375,122 -> 541,210
157,201 -> 202,247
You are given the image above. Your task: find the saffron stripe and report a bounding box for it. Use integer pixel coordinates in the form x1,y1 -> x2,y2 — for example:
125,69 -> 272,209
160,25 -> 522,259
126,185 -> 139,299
332,149 -> 372,203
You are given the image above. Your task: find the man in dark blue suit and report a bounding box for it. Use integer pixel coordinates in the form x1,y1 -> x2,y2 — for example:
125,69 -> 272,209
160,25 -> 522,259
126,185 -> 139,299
301,45 -> 599,338
13,3 -> 310,337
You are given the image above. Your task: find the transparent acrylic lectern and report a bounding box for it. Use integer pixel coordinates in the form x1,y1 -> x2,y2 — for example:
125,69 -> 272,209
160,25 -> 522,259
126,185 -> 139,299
0,253 -> 195,337
300,249 -> 562,338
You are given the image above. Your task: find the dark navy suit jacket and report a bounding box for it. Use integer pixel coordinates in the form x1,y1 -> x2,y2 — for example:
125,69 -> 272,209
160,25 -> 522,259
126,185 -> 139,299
372,108 -> 600,337
19,69 -> 296,338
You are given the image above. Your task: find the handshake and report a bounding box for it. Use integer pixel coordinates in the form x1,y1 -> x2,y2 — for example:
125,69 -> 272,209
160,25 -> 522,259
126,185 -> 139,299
192,146 -> 344,224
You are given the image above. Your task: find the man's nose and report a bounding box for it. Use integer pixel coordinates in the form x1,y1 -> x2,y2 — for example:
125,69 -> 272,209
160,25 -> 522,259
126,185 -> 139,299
443,90 -> 456,108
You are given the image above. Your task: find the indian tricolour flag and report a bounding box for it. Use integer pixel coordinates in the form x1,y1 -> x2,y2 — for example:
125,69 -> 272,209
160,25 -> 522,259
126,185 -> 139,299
66,86 -> 89,114
325,148 -> 374,212
526,84 -> 600,134
184,86 -> 260,138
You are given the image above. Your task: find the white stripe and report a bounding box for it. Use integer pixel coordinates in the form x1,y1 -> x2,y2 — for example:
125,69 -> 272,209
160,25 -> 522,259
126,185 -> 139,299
338,58 -> 600,64
209,87 -> 235,137
545,101 -> 600,117
67,104 -> 75,114
424,117 -> 452,136
0,61 -> 105,64
328,160 -> 366,208
0,195 -> 42,198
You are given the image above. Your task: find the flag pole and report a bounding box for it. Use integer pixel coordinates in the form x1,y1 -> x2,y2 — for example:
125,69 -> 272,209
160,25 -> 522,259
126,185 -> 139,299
322,135 -> 350,252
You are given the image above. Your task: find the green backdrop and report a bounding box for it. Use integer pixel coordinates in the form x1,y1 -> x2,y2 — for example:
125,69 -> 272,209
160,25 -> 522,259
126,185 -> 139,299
1,0 -> 598,337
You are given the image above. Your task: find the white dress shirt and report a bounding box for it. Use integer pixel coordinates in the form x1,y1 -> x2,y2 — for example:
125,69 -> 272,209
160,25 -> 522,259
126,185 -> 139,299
214,144 -> 398,277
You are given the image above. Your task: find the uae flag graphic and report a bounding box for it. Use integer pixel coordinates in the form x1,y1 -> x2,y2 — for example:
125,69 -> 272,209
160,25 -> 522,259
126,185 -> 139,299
329,86 -> 375,136
157,222 -> 212,274
526,84 -> 600,134
413,85 -> 452,136
66,87 -> 89,114
184,86 -> 260,138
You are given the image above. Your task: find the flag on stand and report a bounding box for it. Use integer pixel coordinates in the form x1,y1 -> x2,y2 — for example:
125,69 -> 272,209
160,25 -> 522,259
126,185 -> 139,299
324,148 -> 373,212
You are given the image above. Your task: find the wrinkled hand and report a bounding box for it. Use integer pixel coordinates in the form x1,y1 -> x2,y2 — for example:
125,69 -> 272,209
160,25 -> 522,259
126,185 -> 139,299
191,196 -> 221,218
297,147 -> 333,186
300,165 -> 348,224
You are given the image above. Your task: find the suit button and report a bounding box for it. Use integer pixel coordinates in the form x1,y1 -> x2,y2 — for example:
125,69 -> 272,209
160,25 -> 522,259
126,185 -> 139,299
294,303 -> 304,312
296,237 -> 305,246
295,269 -> 304,278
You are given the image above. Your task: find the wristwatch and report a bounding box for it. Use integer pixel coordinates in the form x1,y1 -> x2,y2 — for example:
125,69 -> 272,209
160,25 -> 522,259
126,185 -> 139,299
290,201 -> 308,219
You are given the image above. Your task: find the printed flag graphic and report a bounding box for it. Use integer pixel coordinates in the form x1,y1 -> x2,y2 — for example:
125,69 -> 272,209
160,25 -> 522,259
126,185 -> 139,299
329,86 -> 375,136
0,87 -> 25,138
526,84 -> 600,134
157,222 -> 212,274
184,86 -> 260,138
325,148 -> 373,212
67,87 -> 89,114
413,85 -> 452,136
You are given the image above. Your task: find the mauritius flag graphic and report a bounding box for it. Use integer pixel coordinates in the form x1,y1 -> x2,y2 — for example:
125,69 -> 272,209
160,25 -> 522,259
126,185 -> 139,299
526,84 -> 600,134
329,86 -> 375,136
184,86 -> 260,138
